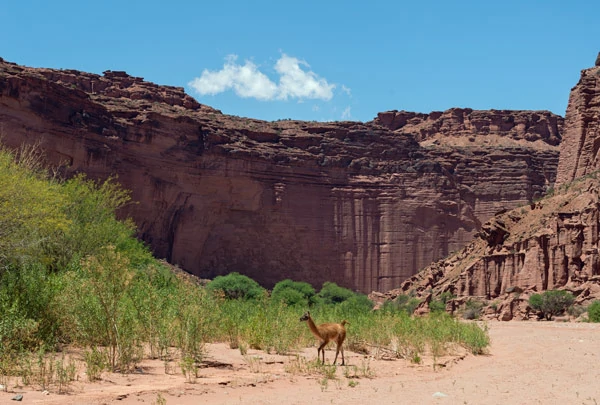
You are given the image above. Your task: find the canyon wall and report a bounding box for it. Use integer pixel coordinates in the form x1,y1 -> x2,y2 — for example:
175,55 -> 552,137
389,59 -> 600,318
0,58 -> 562,293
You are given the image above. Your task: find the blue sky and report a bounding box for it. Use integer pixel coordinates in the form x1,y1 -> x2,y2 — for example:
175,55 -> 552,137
1,1 -> 598,122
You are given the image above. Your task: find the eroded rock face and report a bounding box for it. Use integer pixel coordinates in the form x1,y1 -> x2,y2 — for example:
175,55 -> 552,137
389,179 -> 600,319
374,108 -> 562,146
556,64 -> 600,185
0,58 -> 562,293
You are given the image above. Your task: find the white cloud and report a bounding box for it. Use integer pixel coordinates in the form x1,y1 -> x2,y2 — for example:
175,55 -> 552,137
341,85 -> 352,96
275,55 -> 334,100
189,53 -> 337,102
188,55 -> 277,100
341,106 -> 352,120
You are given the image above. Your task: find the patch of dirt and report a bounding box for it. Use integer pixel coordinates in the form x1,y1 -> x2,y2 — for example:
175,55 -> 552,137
2,322 -> 599,404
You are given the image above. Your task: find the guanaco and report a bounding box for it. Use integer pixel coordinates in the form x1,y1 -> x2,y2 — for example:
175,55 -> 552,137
299,311 -> 348,365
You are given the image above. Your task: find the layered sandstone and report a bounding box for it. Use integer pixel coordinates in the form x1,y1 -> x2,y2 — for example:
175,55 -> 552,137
374,108 -> 562,147
555,64 -> 600,185
0,58 -> 562,293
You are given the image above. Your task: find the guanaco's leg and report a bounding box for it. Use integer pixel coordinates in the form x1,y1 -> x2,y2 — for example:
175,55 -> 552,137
318,341 -> 327,364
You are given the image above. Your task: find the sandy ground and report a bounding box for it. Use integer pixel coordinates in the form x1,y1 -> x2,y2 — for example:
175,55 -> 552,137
2,321 -> 600,405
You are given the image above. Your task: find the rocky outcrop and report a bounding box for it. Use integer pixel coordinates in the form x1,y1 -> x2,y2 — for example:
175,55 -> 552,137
0,58 -> 562,293
386,176 -> 600,319
374,108 -> 563,146
555,64 -> 600,185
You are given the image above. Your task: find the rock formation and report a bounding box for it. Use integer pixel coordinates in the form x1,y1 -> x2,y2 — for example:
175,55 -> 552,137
388,58 -> 600,319
0,58 -> 562,293
374,108 -> 562,146
555,63 -> 600,185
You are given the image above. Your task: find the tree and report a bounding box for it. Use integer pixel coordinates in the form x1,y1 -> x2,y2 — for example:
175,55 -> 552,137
529,290 -> 575,320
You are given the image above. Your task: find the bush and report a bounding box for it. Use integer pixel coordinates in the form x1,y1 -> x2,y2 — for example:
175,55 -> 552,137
462,299 -> 484,320
206,272 -> 265,300
338,294 -> 374,314
317,282 -> 355,305
271,279 -> 316,307
587,300 -> 600,322
529,290 -> 575,320
54,246 -> 141,371
428,299 -> 446,313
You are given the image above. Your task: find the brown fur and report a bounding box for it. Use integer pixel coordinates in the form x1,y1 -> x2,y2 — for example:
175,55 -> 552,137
299,311 -> 348,365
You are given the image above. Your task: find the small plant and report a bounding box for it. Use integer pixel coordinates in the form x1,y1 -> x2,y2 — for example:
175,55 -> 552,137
587,300 -> 600,322
243,355 -> 263,373
153,392 -> 167,405
238,341 -> 248,355
358,357 -> 374,378
54,356 -> 77,394
319,363 -> 337,381
84,347 -> 107,382
180,355 -> 198,383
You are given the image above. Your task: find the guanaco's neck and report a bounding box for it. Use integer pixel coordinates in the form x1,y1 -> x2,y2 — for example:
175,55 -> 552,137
306,316 -> 322,339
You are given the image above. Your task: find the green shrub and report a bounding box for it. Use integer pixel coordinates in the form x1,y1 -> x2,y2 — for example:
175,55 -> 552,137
55,246 -> 142,371
529,290 -> 575,320
206,272 -> 265,300
529,293 -> 543,312
383,294 -> 421,315
271,279 -> 316,307
462,299 -> 484,320
0,263 -> 60,353
587,300 -> 600,322
54,174 -> 153,270
317,281 -> 355,305
428,299 -> 446,313
338,294 -> 374,314
439,291 -> 455,304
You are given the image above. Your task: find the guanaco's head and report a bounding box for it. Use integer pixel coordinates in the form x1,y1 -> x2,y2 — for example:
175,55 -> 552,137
299,311 -> 310,322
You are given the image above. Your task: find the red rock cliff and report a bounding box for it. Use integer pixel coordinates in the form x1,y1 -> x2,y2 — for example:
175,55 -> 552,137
0,58 -> 562,293
555,64 -> 600,185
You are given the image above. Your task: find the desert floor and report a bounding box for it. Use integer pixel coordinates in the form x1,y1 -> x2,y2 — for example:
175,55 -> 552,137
2,321 -> 599,405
